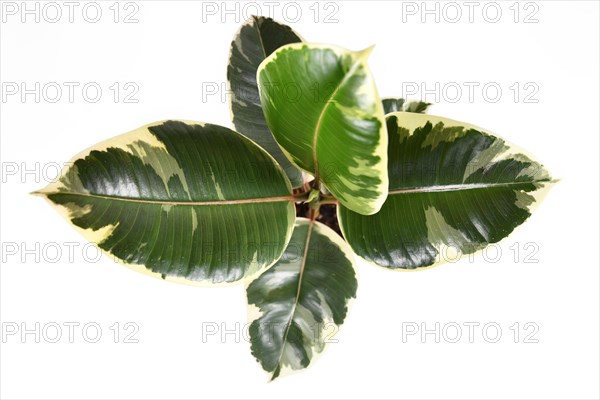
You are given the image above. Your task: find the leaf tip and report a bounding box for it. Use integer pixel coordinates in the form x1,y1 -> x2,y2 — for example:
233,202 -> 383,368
269,365 -> 281,382
29,189 -> 47,197
356,45 -> 375,60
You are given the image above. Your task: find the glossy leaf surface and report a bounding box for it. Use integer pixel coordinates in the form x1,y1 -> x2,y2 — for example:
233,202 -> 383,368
247,217 -> 357,380
338,113 -> 552,269
35,120 -> 296,284
258,43 -> 388,215
228,16 -> 305,187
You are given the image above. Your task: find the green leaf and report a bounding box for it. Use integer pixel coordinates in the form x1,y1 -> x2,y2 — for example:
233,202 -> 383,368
338,112 -> 553,270
34,120 -> 296,284
257,43 -> 388,215
227,16 -> 305,188
382,97 -> 431,114
247,217 -> 357,380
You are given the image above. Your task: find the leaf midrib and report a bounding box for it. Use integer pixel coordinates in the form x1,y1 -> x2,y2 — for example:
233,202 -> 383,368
40,191 -> 294,206
271,218 -> 315,379
253,17 -> 268,60
388,180 -> 550,195
312,56 -> 363,180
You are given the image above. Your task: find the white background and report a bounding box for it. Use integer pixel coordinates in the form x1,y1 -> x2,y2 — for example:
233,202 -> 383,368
1,1 -> 599,399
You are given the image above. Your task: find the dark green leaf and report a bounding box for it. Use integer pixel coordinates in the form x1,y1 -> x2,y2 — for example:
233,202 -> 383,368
228,16 -> 305,187
247,217 -> 357,380
338,113 -> 553,269
35,120 -> 296,284
382,98 -> 431,114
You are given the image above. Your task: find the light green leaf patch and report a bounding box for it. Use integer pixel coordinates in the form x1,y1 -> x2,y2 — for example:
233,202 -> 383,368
257,43 -> 388,215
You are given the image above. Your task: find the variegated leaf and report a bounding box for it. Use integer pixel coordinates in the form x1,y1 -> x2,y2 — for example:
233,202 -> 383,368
257,43 -> 388,215
34,120 -> 296,284
382,97 -> 431,114
227,16 -> 305,187
247,217 -> 357,380
338,113 -> 553,269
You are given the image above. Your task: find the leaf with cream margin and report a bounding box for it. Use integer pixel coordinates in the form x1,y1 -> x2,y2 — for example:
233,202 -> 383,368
247,217 -> 357,380
257,43 -> 388,215
228,16 -> 305,187
34,120 -> 296,284
338,112 -> 553,270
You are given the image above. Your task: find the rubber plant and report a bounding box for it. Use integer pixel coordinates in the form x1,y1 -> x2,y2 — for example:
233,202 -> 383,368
34,16 -> 553,380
